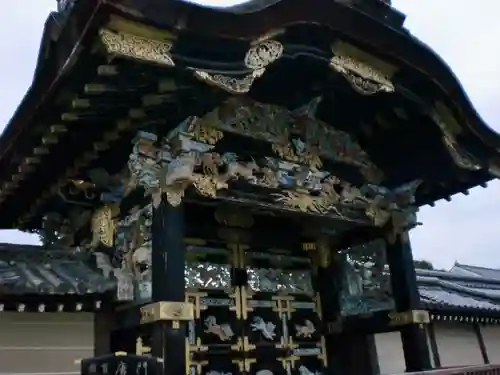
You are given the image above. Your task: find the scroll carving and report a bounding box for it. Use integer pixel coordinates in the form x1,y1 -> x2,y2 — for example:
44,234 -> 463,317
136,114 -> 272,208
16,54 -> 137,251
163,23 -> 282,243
329,53 -> 395,95
99,28 -> 175,66
193,39 -> 283,94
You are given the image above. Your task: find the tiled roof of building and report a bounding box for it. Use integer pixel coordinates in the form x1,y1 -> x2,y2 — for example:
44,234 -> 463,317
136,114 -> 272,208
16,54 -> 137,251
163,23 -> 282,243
0,242 -> 500,314
0,243 -> 115,295
416,268 -> 500,312
450,263 -> 500,280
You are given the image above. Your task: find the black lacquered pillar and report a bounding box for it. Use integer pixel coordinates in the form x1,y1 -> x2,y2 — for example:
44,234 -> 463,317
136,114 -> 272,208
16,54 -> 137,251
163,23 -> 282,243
313,240 -> 342,374
385,232 -> 432,372
318,238 -> 380,375
150,197 -> 188,375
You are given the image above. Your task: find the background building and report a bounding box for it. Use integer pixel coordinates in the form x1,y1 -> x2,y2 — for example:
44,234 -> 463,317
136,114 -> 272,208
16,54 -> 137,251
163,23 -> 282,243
1,243 -> 500,374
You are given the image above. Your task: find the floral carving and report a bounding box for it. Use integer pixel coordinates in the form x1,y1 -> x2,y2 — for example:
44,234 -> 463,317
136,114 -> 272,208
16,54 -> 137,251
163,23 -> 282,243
194,39 -> 283,94
329,53 -> 394,95
99,29 -> 174,67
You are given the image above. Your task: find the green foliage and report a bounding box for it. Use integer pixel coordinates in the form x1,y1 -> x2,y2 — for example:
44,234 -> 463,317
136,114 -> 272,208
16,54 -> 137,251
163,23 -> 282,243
413,259 -> 434,270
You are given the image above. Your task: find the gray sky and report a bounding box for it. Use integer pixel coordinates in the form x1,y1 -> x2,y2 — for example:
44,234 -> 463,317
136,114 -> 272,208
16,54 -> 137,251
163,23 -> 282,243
0,0 -> 498,270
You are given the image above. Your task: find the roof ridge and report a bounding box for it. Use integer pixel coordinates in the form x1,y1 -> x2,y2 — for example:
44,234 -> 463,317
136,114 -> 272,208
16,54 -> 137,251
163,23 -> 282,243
457,263 -> 500,271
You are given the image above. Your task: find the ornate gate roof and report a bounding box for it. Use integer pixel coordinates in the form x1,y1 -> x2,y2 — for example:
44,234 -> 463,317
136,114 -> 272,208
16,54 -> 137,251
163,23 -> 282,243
0,0 -> 498,231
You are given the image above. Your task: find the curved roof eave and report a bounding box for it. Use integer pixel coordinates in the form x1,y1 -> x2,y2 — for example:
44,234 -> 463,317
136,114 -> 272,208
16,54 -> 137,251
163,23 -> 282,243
0,0 -> 103,168
112,0 -> 500,166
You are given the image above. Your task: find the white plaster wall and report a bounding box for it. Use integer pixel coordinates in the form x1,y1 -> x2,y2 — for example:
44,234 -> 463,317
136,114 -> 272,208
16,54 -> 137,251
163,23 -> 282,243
434,321 -> 483,367
0,313 -> 94,373
375,332 -> 405,374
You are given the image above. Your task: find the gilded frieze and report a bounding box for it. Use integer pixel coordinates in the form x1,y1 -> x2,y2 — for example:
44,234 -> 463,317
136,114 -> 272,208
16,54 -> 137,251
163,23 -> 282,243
291,98 -> 383,181
98,28 -> 175,67
192,97 -> 382,181
125,114 -> 418,227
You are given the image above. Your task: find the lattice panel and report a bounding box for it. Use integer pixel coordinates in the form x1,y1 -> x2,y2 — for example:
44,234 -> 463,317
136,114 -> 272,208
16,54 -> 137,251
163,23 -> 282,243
186,244 -> 326,375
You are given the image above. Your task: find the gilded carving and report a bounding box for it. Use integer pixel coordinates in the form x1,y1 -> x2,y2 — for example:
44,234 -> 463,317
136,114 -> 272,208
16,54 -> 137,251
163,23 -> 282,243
193,97 -> 381,180
91,204 -> 117,248
431,103 -> 480,171
292,98 -> 382,180
193,69 -> 264,94
192,174 -> 228,198
273,177 -> 343,216
316,238 -> 331,268
274,189 -> 333,215
364,180 -> 422,237
194,39 -> 282,94
99,28 -> 175,66
190,118 -> 224,145
244,40 -> 284,69
329,52 -> 394,95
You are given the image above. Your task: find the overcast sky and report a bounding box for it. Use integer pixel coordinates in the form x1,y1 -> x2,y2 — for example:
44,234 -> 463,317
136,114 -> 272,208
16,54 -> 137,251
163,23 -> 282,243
0,0 -> 498,270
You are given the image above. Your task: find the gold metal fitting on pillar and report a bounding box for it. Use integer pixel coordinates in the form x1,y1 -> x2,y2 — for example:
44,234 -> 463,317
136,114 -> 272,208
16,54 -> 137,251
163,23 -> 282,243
136,337 -> 151,355
388,309 -> 430,327
140,301 -> 195,328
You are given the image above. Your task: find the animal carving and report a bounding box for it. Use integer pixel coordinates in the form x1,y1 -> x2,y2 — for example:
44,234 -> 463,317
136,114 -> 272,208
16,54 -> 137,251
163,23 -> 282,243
198,152 -> 222,175
204,315 -> 235,341
260,167 -> 279,188
251,316 -> 276,340
298,365 -> 321,375
295,320 -> 316,338
163,153 -> 197,186
222,153 -> 260,183
256,370 -> 274,375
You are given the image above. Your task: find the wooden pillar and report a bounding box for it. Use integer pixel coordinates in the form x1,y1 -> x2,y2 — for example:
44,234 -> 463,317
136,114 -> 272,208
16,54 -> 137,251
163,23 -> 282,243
385,232 -> 432,372
473,322 -> 489,364
150,197 -> 187,375
313,240 -> 342,374
94,311 -> 115,356
318,238 -> 380,375
343,333 -> 380,375
327,331 -> 380,375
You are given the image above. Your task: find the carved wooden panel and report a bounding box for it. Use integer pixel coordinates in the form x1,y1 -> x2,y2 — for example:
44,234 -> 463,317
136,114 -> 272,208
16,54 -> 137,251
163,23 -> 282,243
186,244 -> 326,375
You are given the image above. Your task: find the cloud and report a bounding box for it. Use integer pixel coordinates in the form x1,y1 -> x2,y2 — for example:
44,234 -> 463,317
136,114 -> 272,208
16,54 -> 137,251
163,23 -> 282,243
393,0 -> 500,269
0,0 -> 498,270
